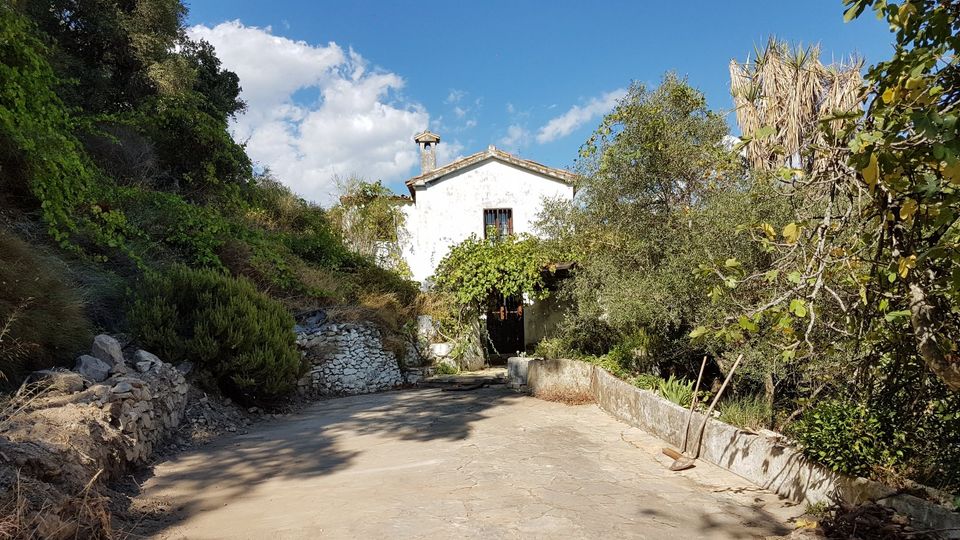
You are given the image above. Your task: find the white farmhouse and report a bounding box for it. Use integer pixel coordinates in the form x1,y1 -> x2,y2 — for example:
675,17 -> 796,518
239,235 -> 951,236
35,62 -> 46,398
398,130 -> 576,355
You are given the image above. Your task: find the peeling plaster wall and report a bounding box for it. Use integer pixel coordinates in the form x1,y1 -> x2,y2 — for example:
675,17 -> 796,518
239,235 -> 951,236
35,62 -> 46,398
401,159 -> 574,285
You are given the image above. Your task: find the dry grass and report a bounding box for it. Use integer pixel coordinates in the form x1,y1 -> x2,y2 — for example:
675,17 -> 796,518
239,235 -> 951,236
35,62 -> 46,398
326,292 -> 408,332
325,291 -> 421,363
0,230 -> 93,385
0,463 -> 114,539
534,387 -> 595,406
0,382 -> 120,539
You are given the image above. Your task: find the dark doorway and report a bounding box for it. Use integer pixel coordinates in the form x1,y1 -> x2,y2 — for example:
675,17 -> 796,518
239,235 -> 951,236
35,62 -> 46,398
485,293 -> 524,358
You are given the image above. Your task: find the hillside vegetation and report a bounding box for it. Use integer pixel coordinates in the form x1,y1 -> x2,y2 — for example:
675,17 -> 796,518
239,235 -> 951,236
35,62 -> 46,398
0,1 -> 416,400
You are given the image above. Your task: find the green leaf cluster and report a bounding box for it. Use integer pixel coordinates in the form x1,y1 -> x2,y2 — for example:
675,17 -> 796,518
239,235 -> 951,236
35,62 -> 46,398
790,399 -> 893,477
0,6 -> 112,247
843,0 -> 960,390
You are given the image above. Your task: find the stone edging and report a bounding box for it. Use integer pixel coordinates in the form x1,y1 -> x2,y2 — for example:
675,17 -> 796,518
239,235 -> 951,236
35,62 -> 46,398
517,357 -> 959,536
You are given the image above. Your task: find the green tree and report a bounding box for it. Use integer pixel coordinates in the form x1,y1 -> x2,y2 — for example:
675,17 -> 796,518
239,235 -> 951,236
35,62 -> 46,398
0,4 -> 130,249
17,0 -> 187,112
699,41 -> 868,411
539,74 -> 753,363
715,5 -> 960,391
181,38 -> 245,120
329,178 -> 411,277
843,0 -> 960,390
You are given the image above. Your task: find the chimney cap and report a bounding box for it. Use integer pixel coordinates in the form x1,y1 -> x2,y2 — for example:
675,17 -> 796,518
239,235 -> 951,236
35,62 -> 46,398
413,130 -> 441,144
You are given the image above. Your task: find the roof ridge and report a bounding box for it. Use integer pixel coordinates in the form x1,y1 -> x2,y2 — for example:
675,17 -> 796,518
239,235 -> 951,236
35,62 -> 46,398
404,147 -> 577,188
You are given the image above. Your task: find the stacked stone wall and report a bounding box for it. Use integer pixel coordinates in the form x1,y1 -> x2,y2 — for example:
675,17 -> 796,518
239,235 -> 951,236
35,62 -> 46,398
296,323 -> 406,395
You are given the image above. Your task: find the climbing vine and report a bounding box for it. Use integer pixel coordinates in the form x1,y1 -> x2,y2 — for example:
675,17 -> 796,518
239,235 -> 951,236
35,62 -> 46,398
0,6 -> 131,253
432,233 -> 552,309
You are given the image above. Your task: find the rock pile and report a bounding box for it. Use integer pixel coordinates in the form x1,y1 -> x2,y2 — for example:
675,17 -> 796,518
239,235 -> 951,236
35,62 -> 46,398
296,321 -> 406,395
20,334 -> 190,469
0,334 -> 189,538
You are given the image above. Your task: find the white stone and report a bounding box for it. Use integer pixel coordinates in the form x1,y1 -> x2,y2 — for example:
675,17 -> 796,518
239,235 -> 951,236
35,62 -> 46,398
430,342 -> 454,358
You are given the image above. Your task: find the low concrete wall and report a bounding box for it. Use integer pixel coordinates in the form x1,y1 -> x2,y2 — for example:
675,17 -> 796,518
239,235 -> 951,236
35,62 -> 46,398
525,358 -> 957,534
526,356 -> 593,396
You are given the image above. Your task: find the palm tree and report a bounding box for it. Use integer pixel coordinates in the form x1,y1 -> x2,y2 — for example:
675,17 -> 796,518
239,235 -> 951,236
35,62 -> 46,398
729,38 -> 863,173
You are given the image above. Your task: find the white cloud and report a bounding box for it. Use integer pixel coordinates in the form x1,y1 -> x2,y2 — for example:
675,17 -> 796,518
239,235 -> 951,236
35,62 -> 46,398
188,21 -> 431,205
498,124 -> 531,151
535,89 -> 626,144
453,106 -> 466,118
436,139 -> 466,167
445,89 -> 466,104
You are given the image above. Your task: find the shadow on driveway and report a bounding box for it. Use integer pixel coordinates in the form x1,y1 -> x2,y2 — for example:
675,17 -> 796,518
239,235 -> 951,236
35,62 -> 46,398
120,387 -> 522,536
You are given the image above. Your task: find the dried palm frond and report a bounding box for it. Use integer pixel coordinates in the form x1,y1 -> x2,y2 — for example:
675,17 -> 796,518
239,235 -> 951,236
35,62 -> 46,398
729,38 -> 864,172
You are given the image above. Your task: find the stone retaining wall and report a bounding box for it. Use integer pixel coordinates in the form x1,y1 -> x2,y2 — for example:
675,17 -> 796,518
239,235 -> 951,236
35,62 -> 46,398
296,323 -> 406,395
1,336 -> 186,537
56,334 -> 190,468
523,358 -> 959,536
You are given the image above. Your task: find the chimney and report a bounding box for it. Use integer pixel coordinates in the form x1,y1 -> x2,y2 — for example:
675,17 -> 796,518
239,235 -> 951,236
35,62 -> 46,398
414,130 -> 441,174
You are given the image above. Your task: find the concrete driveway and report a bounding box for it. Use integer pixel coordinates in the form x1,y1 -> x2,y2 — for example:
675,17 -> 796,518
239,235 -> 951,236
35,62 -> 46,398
133,388 -> 803,539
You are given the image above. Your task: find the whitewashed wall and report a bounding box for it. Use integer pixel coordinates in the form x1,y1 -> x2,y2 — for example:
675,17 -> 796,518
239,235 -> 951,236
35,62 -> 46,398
400,158 -> 574,285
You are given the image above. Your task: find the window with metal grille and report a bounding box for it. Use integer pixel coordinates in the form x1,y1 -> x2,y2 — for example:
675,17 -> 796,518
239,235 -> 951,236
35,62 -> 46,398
483,208 -> 513,239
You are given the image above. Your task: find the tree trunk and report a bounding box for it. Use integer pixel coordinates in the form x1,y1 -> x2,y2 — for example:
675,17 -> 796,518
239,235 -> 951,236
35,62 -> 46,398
908,279 -> 960,391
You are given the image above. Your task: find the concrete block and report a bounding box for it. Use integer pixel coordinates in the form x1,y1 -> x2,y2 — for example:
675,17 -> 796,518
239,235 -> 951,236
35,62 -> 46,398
506,357 -> 533,387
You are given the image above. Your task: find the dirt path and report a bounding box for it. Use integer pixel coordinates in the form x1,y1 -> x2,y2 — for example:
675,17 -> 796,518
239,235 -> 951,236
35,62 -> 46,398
131,388 -> 804,539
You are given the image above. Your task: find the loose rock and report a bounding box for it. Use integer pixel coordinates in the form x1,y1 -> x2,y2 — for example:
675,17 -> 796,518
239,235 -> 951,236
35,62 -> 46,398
75,355 -> 111,382
91,334 -> 124,367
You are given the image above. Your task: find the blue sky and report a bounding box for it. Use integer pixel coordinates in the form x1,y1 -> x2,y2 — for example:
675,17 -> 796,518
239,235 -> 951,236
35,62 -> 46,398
185,1 -> 894,204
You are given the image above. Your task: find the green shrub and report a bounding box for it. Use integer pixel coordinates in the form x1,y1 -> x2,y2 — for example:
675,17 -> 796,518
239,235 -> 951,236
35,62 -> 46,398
658,375 -> 694,407
720,394 -> 771,431
0,230 -> 92,384
243,173 -> 349,268
0,6 -> 129,250
556,317 -> 620,357
141,94 -> 252,196
607,329 -> 657,373
130,265 -> 302,404
116,187 -> 228,267
791,399 -> 892,477
632,374 -> 663,390
433,361 -> 459,375
534,337 -> 569,359
589,354 -> 629,378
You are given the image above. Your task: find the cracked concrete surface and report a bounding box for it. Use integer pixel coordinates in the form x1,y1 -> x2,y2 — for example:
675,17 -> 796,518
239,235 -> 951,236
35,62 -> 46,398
136,388 -> 804,539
